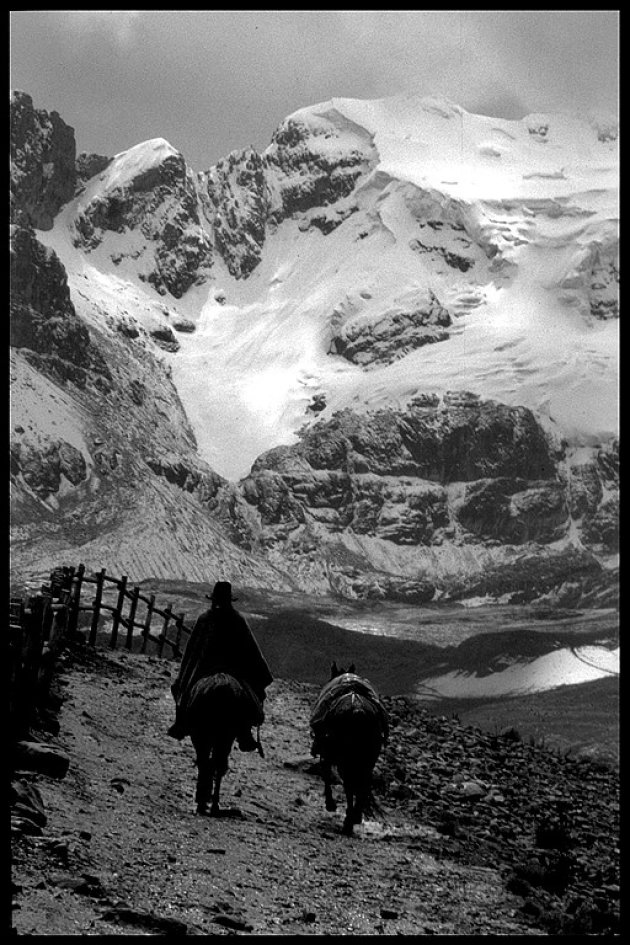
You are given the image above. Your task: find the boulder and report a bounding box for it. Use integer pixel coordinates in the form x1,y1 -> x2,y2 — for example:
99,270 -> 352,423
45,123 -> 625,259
13,741 -> 70,779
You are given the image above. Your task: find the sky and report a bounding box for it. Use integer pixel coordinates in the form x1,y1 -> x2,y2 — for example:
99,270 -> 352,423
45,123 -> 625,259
10,10 -> 619,171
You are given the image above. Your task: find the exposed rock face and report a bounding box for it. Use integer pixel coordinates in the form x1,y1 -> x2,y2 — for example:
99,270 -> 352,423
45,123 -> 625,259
10,224 -> 110,388
560,235 -> 619,321
9,92 -> 618,601
330,290 -> 452,366
10,91 -> 76,230
233,392 -> 616,599
589,247 -> 619,320
72,141 -> 214,298
455,477 -> 568,544
241,395 -> 563,548
264,108 -> 376,222
65,105 -> 377,299
10,436 -> 88,498
202,148 -> 268,279
582,496 -> 619,553
566,442 -> 619,553
75,152 -> 112,187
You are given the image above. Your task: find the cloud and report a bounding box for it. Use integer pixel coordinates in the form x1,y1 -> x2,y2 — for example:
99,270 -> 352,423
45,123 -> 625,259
55,11 -> 142,48
9,10 -> 618,170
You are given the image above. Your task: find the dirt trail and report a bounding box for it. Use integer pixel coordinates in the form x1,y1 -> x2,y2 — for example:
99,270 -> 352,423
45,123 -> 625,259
11,643 -> 538,936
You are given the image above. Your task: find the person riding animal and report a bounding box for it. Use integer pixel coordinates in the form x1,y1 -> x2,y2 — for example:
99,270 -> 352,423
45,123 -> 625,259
168,581 -> 273,755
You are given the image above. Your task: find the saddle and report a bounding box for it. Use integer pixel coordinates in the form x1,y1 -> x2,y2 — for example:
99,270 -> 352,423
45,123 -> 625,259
168,672 -> 265,748
311,674 -> 387,728
310,673 -> 389,754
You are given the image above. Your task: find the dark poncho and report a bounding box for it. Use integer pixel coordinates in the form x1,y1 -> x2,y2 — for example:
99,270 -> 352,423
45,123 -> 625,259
171,604 -> 273,722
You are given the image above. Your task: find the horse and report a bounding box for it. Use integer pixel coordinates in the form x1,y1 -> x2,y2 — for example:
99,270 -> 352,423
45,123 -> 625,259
310,662 -> 389,836
184,672 -> 260,817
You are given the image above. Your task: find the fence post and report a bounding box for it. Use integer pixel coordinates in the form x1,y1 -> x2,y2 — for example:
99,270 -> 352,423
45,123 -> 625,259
141,594 -> 156,654
18,595 -> 46,738
158,604 -> 172,658
173,613 -> 186,659
125,587 -> 140,651
89,568 -> 107,646
66,563 -> 85,637
9,599 -> 25,738
110,575 -> 128,649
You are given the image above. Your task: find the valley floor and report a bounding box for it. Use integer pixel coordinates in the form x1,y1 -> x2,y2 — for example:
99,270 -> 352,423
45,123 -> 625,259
11,640 -> 619,936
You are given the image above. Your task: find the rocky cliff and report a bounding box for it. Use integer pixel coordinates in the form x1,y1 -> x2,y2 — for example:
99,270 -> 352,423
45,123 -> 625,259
9,91 -> 618,602
10,91 -> 76,230
236,393 -> 617,600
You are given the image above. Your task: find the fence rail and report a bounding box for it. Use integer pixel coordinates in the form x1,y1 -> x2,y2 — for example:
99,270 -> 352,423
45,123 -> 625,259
9,563 -> 194,742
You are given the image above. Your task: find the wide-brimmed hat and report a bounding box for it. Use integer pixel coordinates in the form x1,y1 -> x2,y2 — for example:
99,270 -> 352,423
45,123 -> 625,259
207,581 -> 237,604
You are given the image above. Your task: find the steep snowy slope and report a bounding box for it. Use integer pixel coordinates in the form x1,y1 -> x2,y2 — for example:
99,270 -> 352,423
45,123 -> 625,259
10,91 -> 618,596
43,94 -> 617,480
175,96 -> 617,480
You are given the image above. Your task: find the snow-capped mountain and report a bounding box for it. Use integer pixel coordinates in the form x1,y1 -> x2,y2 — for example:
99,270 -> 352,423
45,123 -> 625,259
10,90 -> 618,603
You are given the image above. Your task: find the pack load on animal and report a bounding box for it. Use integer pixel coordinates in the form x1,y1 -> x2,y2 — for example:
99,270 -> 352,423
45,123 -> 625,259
310,663 -> 389,835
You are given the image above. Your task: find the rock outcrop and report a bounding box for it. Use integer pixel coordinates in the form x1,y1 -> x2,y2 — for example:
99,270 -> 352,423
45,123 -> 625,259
9,91 -> 618,602
72,139 -> 214,298
69,105 -> 378,293
330,290 -> 452,366
234,393 -> 617,599
10,224 -> 111,388
10,90 -> 76,230
75,152 -> 112,187
202,148 -> 268,279
264,107 -> 376,222
241,395 -> 562,543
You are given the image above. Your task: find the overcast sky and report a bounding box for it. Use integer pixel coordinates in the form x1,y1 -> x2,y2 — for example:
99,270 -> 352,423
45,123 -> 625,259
10,10 -> 619,171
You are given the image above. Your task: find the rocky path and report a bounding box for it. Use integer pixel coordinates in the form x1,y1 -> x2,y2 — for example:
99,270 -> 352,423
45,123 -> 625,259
11,642 -> 619,936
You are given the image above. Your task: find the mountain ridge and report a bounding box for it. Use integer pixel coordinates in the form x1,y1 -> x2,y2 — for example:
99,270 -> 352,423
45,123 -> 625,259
9,90 -> 618,601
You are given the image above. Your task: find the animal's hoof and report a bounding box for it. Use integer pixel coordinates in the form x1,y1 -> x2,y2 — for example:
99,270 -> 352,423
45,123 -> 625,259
325,800 -> 337,812
196,805 -> 208,816
342,822 -> 354,836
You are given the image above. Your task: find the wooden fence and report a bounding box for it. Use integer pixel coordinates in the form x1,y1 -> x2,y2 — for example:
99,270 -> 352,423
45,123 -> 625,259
47,563 -> 195,657
9,563 -> 195,742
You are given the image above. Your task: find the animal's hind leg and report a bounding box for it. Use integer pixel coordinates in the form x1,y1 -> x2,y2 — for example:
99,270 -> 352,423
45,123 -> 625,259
342,782 -> 356,836
352,787 -> 367,825
209,768 -> 222,817
322,759 -> 337,812
209,738 -> 235,817
193,738 -> 212,815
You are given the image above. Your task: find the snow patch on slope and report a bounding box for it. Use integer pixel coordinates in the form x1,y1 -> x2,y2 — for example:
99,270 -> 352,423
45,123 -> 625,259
417,644 -> 619,699
41,94 -> 618,482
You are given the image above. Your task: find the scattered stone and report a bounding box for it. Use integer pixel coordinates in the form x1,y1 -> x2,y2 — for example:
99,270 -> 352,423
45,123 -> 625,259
461,780 -> 486,798
380,907 -> 399,920
212,914 -> 254,932
13,742 -> 70,779
100,906 -> 189,935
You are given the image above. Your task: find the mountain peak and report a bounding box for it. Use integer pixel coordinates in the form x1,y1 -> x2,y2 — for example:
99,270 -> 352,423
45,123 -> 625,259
10,90 -> 619,594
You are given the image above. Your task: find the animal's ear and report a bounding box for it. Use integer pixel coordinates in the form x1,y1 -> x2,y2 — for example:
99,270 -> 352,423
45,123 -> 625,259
348,663 -> 356,674
331,660 -> 338,678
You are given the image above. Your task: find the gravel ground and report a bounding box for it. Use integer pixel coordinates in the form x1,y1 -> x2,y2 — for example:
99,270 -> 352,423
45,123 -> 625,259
11,641 -> 619,936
